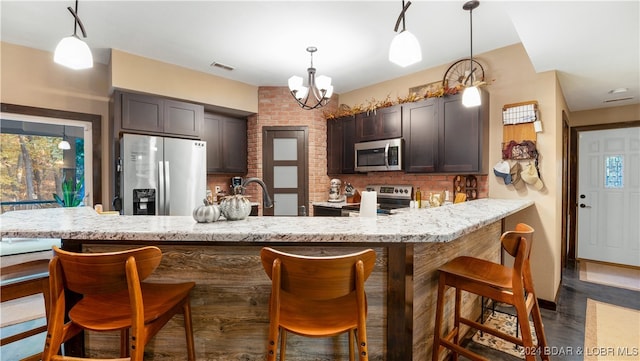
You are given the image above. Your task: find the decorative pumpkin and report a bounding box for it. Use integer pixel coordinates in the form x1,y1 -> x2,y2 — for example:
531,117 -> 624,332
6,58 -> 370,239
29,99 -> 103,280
219,194 -> 252,221
192,199 -> 221,223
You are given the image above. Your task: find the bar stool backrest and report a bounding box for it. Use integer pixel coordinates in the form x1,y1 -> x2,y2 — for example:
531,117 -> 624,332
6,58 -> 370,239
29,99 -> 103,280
260,247 -> 376,300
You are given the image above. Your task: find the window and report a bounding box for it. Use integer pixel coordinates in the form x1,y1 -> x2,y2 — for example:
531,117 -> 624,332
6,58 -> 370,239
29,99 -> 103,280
0,113 -> 93,213
604,155 -> 624,189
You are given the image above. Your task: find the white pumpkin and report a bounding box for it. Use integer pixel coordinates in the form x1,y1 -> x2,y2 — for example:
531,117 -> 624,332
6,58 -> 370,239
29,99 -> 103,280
192,200 -> 221,223
220,194 -> 252,221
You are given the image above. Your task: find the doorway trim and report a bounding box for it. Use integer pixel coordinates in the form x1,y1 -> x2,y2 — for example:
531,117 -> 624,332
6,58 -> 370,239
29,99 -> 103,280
567,119 -> 640,261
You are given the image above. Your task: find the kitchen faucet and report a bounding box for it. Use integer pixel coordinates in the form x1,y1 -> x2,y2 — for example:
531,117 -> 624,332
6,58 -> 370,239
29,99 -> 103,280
236,177 -> 274,208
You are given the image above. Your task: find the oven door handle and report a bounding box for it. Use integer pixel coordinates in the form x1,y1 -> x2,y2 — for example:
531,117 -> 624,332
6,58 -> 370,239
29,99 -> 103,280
384,142 -> 390,168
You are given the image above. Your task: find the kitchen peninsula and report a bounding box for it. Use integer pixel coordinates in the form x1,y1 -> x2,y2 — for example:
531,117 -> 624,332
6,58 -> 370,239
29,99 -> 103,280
1,198 -> 533,360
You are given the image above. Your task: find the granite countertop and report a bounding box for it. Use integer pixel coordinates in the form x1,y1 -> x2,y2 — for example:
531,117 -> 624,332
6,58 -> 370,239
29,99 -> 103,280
0,199 -> 533,244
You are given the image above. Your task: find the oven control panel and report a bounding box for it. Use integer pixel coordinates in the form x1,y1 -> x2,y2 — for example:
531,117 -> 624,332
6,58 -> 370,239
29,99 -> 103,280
365,185 -> 413,200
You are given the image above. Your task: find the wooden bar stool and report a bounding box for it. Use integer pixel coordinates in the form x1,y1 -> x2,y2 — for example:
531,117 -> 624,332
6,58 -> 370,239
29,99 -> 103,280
260,247 -> 376,361
42,246 -> 196,361
432,223 -> 549,361
1,259 -> 51,361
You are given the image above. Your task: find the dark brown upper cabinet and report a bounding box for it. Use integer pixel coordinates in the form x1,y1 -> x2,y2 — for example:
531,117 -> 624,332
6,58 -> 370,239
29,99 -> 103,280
403,91 -> 489,174
354,105 -> 402,143
402,99 -> 439,173
327,115 -> 356,174
203,113 -> 247,174
118,91 -> 203,138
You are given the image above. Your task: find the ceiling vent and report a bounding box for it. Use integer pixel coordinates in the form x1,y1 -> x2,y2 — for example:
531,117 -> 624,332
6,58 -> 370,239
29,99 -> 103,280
210,61 -> 234,71
603,97 -> 634,103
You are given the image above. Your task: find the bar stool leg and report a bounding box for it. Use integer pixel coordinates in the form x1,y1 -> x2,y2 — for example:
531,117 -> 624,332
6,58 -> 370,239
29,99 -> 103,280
432,273 -> 447,361
348,329 -> 355,361
280,329 -> 287,361
453,288 -> 462,361
183,301 -> 196,361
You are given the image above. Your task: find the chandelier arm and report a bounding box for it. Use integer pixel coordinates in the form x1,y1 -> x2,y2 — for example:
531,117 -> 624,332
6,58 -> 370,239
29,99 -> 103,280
67,4 -> 87,38
393,1 -> 412,32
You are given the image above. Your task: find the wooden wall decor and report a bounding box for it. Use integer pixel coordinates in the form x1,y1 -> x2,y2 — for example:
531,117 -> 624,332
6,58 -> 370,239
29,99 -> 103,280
501,101 -> 539,160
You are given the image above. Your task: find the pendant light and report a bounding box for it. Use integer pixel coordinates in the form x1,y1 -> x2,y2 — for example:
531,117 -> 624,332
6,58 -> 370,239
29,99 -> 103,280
58,126 -> 71,150
389,1 -> 422,67
462,1 -> 481,107
288,46 -> 333,110
54,0 -> 93,70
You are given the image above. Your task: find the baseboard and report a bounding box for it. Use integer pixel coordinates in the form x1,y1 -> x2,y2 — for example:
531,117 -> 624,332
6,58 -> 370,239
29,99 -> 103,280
538,297 -> 557,311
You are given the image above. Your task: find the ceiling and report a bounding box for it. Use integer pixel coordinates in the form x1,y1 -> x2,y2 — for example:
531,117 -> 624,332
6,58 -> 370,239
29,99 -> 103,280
1,1 -> 638,112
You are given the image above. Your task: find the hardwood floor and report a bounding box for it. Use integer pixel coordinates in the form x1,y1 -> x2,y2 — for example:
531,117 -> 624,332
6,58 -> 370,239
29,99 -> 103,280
461,260 -> 640,360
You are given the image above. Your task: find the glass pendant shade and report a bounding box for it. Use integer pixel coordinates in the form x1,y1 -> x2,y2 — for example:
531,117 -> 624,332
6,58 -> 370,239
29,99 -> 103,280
315,75 -> 332,92
54,35 -> 93,70
389,30 -> 422,67
288,75 -> 303,92
295,86 -> 309,101
58,140 -> 71,150
462,86 -> 481,107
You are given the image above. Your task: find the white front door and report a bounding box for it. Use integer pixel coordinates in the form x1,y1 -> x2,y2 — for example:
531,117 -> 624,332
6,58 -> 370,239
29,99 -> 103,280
577,127 -> 640,266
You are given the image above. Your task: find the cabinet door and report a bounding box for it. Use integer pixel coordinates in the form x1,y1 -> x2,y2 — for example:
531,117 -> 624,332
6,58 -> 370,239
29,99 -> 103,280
403,100 -> 438,173
438,92 -> 488,173
327,118 -> 342,174
355,112 -> 377,142
378,105 -> 402,139
121,92 -> 164,133
203,114 -> 223,173
221,118 -> 247,174
203,113 -> 247,174
341,116 -> 356,173
164,99 -> 203,138
355,105 -> 402,142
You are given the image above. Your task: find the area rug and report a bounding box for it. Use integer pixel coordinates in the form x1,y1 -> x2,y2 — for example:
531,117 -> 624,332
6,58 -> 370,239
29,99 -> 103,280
471,311 -> 538,359
579,261 -> 640,292
584,299 -> 640,361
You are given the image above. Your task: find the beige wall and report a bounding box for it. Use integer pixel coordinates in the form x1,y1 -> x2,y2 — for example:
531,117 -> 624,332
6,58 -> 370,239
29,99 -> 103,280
110,49 -> 258,114
570,104 -> 640,127
340,43 -> 564,302
1,41 -> 111,204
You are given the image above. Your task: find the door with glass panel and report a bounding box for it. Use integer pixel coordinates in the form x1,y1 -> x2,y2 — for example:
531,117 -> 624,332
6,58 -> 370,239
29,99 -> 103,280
262,127 -> 308,216
577,127 -> 640,266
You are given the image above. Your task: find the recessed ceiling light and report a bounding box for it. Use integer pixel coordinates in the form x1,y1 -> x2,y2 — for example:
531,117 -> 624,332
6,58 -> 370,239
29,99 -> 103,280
608,87 -> 628,94
210,61 -> 234,71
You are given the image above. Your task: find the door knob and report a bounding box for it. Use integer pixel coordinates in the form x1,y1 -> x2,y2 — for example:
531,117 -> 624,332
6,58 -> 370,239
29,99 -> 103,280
579,203 -> 591,208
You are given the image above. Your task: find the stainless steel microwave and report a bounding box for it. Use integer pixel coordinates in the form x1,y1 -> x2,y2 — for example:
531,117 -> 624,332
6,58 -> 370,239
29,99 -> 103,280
354,138 -> 403,172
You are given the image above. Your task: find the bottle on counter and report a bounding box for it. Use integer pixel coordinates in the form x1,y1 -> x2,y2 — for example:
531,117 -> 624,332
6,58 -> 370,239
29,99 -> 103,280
415,187 -> 422,208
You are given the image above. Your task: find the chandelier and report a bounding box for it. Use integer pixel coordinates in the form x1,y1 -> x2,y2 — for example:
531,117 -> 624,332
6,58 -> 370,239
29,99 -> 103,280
288,47 -> 334,110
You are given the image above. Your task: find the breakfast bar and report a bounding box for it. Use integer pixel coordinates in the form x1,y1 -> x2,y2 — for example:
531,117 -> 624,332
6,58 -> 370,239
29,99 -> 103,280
1,198 -> 533,361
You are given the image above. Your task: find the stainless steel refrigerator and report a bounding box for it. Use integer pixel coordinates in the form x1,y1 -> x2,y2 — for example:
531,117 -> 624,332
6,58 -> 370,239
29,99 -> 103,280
120,133 -> 206,216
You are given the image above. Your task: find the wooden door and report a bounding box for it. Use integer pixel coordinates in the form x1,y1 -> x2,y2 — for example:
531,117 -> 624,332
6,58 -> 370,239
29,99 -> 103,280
577,127 -> 640,266
262,127 -> 308,216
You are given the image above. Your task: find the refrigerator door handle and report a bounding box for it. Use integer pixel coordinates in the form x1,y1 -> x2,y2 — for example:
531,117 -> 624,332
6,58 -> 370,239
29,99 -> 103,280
165,161 -> 171,215
158,161 -> 165,215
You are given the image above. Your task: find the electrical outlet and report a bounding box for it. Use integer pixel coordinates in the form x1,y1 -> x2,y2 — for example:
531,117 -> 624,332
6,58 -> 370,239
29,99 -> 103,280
214,186 -> 222,193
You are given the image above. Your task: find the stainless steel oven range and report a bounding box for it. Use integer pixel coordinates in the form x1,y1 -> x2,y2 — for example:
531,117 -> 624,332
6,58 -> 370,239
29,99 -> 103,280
341,184 -> 413,216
